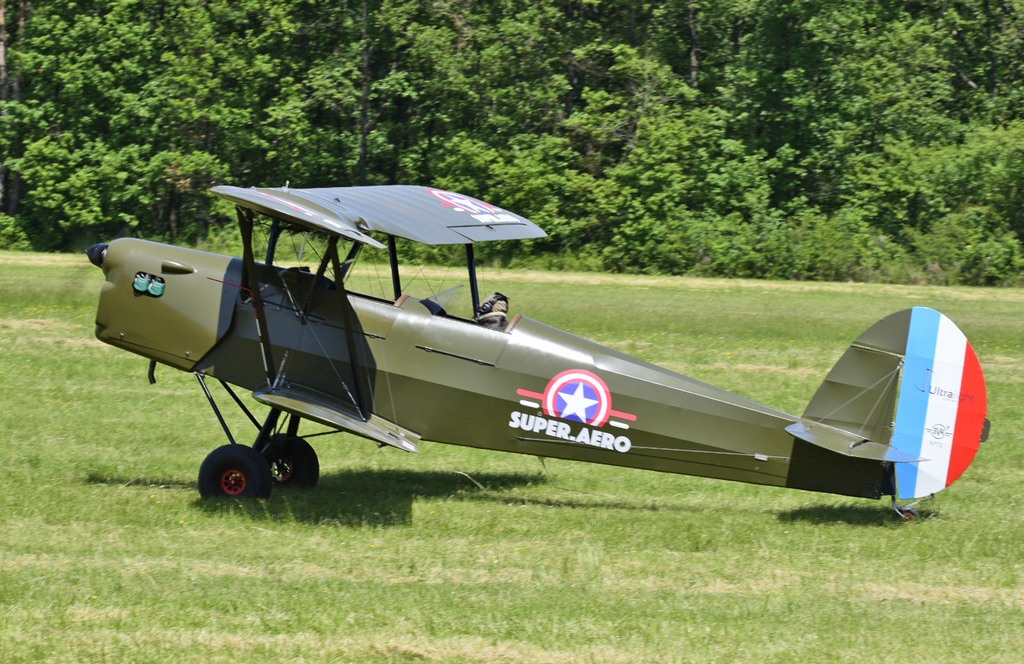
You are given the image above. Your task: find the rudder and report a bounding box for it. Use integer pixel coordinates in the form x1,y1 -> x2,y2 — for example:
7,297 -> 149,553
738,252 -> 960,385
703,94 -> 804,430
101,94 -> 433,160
891,307 -> 988,499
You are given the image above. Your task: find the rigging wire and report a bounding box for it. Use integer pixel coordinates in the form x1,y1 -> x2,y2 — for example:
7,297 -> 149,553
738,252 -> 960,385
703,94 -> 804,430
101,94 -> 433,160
807,357 -> 903,437
255,222 -> 361,410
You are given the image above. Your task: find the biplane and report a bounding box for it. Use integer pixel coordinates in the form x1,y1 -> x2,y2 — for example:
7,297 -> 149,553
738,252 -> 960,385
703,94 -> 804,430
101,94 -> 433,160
87,185 -> 989,517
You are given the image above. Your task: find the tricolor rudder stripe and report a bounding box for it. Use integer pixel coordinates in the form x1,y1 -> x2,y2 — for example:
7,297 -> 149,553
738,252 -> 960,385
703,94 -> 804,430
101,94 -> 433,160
892,307 -> 988,500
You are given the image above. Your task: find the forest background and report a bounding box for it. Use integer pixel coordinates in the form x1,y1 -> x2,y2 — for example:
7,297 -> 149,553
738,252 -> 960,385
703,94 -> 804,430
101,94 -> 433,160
1,0 -> 1023,285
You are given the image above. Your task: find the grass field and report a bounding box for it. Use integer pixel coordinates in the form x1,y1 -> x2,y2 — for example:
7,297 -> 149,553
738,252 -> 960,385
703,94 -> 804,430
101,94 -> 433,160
1,250 -> 1022,663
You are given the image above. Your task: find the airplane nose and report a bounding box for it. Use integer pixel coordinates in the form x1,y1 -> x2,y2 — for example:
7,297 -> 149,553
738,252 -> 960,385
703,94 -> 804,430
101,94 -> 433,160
86,243 -> 109,267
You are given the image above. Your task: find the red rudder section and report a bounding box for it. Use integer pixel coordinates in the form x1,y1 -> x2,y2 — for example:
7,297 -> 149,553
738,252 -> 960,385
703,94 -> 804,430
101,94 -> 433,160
946,342 -> 987,487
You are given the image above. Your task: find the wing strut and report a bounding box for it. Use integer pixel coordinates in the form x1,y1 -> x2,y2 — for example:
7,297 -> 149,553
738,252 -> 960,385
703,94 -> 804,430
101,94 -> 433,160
387,235 -> 402,300
339,241 -> 361,282
466,243 -> 480,313
300,246 -> 334,320
265,218 -> 282,264
328,237 -> 371,421
236,205 -> 277,386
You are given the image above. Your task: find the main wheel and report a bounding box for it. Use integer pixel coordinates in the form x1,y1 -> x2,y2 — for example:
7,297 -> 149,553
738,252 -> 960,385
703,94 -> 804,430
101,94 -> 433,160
258,434 -> 320,488
198,444 -> 273,499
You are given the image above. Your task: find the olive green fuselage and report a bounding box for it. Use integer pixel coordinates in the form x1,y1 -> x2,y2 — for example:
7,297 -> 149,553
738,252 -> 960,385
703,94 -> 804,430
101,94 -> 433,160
94,238 -> 889,499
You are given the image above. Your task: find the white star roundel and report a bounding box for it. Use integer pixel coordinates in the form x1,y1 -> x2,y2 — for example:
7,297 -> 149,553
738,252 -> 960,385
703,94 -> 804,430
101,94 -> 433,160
542,369 -> 612,427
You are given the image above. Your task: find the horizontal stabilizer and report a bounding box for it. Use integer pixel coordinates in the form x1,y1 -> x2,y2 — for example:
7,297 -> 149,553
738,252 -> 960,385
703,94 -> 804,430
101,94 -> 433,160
254,387 -> 420,453
786,421 -> 924,463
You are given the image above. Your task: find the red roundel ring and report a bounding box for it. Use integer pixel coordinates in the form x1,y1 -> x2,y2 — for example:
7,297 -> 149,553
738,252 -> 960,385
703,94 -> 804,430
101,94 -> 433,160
542,369 -> 612,427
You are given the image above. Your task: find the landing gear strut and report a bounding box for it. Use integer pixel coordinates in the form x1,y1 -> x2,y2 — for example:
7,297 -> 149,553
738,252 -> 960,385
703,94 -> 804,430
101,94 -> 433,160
195,374 -> 320,498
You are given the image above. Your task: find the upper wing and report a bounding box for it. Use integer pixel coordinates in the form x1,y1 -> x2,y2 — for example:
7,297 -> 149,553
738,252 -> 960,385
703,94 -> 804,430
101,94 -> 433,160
212,185 -> 385,248
212,185 -> 547,246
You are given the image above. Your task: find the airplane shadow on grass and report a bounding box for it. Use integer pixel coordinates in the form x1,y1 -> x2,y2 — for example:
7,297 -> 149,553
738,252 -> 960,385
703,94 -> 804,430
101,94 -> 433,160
88,467 -> 690,526
89,469 -> 912,527
775,503 -> 934,526
192,468 -> 696,526
193,468 -> 548,527
89,468 -> 543,526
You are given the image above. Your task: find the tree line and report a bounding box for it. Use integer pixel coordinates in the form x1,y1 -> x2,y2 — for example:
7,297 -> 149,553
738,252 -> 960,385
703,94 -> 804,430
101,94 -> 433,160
2,0 -> 1023,284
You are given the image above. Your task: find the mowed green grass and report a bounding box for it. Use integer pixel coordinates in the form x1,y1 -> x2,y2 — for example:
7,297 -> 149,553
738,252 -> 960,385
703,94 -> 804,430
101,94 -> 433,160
1,250 -> 1022,663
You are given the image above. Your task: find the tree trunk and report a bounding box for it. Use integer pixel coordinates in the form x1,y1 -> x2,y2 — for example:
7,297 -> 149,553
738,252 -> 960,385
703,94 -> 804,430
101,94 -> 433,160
358,0 -> 371,186
1,0 -> 8,103
166,186 -> 180,239
688,0 -> 699,88
1,0 -> 9,211
0,0 -> 27,216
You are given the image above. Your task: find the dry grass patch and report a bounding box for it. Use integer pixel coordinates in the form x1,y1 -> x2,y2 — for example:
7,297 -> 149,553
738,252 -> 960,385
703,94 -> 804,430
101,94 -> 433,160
857,581 -> 1024,607
0,252 -> 88,267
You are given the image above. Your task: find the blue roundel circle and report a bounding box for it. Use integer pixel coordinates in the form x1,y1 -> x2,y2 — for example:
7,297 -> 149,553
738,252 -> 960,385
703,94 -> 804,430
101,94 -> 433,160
542,369 -> 612,427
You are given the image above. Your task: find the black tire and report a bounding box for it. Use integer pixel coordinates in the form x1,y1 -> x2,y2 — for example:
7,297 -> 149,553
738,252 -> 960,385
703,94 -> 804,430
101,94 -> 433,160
198,444 -> 273,499
258,434 -> 320,488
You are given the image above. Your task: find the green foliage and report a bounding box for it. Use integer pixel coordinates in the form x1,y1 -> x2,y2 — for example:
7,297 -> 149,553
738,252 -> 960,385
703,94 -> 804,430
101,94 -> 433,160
914,122 -> 1024,239
1,0 -> 1022,282
908,207 -> 1024,286
0,213 -> 30,249
798,209 -> 916,282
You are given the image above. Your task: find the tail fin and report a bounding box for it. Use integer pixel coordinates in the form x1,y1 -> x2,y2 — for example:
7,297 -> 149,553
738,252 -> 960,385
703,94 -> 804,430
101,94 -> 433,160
803,307 -> 988,500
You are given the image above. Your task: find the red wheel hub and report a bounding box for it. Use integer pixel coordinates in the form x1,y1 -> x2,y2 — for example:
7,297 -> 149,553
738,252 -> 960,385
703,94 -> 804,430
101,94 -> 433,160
220,468 -> 248,496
